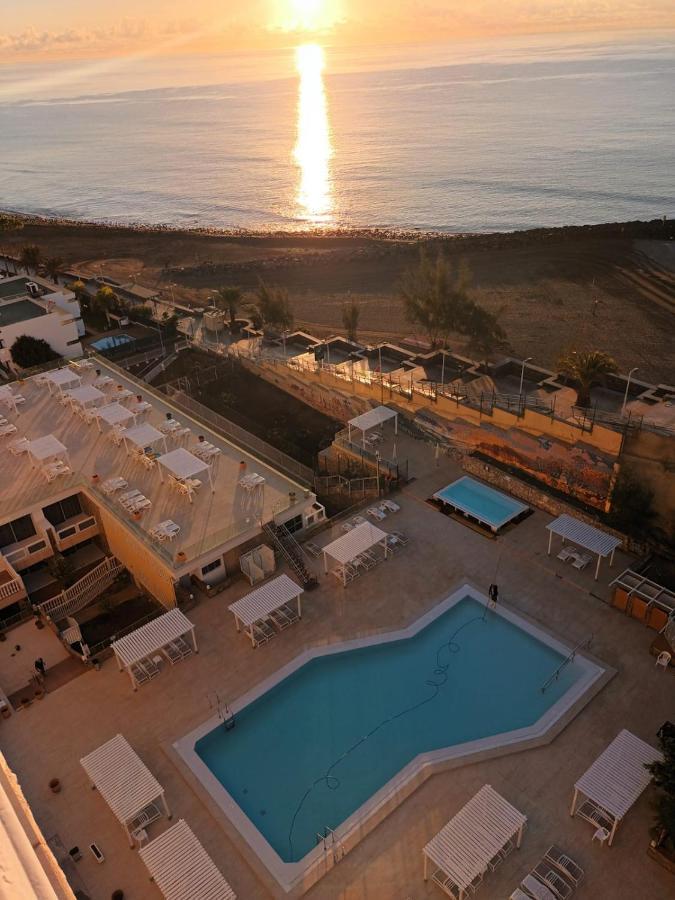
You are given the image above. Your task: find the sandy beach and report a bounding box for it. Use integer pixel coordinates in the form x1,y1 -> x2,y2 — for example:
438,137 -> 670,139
2,214 -> 674,382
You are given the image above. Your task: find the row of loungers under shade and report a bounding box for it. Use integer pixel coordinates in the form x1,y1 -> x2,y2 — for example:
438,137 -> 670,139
163,637 -> 193,665
252,604 -> 300,646
130,657 -> 160,685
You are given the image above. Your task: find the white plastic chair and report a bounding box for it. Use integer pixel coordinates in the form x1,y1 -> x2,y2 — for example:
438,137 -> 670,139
656,650 -> 672,670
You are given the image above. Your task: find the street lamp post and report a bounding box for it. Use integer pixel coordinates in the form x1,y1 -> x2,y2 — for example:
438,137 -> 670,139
622,367 -> 639,415
519,357 -> 533,397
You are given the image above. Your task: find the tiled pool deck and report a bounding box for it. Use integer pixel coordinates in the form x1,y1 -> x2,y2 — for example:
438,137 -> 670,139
1,442 -> 672,900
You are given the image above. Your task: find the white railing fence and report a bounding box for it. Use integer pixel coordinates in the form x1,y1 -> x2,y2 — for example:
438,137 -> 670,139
39,557 -> 124,622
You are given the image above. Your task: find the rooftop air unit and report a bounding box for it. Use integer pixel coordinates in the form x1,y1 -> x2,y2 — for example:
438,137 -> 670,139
25,282 -> 41,298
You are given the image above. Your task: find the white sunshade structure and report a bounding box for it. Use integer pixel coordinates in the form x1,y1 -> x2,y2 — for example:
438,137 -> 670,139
44,367 -> 81,394
80,733 -> 170,847
348,405 -> 398,446
65,384 -> 105,408
112,608 -> 197,689
123,422 -> 168,456
322,521 -> 389,585
95,401 -> 137,431
28,434 -> 69,465
423,784 -> 527,899
0,385 -> 20,412
570,728 -> 662,845
546,513 -> 622,580
228,573 -> 304,646
139,819 -> 236,900
158,447 -> 214,491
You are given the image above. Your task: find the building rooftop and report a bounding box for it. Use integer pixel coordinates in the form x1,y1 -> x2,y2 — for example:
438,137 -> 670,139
0,298 -> 47,327
0,358 -> 312,568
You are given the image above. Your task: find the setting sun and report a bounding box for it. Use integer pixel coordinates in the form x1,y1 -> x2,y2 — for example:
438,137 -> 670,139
275,0 -> 340,33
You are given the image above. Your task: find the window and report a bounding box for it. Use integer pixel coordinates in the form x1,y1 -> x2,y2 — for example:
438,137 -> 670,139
283,514 -> 303,535
43,495 -> 83,527
201,558 -> 222,576
0,515 -> 36,548
66,338 -> 81,346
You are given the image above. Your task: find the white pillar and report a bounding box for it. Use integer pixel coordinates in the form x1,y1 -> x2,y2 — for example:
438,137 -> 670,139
161,792 -> 172,820
423,852 -> 428,881
609,547 -> 616,567
594,554 -> 602,581
394,413 -> 398,435
297,594 -> 302,619
190,626 -> 198,653
570,788 -> 578,816
128,666 -> 137,691
608,817 -> 618,846
516,823 -> 524,848
125,823 -> 135,848
547,530 -> 553,556
323,551 -> 329,575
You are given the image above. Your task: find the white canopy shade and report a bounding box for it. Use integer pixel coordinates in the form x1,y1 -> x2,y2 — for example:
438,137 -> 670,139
0,385 -> 19,412
80,733 -> 170,846
571,729 -> 661,845
28,434 -> 69,464
65,385 -> 105,408
123,422 -> 168,454
158,448 -> 213,491
229,573 -> 303,644
112,609 -> 197,689
95,402 -> 136,431
45,368 -> 81,393
423,784 -> 527,897
348,405 -> 398,443
322,522 -> 389,585
139,819 -> 236,900
546,514 -> 622,580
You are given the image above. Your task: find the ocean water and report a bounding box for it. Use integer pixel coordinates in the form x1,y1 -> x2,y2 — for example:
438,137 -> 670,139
0,32 -> 673,232
195,596 -> 582,862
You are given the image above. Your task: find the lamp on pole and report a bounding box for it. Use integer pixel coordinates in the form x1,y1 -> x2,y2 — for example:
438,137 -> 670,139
378,345 -> 384,404
519,357 -> 533,397
622,367 -> 639,415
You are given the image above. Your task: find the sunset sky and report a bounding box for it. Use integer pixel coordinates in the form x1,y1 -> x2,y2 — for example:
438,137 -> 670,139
3,0 -> 674,60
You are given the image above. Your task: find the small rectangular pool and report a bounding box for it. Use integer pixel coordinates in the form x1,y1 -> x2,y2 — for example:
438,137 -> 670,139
91,333 -> 135,351
175,585 -> 606,894
433,475 -> 529,532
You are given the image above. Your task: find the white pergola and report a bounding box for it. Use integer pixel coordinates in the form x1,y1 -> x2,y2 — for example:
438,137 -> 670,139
123,422 -> 168,456
348,405 -> 398,446
139,819 -> 236,900
158,447 -> 214,491
546,513 -> 622,580
423,784 -> 527,898
112,609 -> 197,689
65,384 -> 105,408
80,733 -> 170,847
322,522 -> 389,585
0,385 -> 20,412
95,402 -> 137,432
228,574 -> 304,646
570,728 -> 662,845
45,368 -> 81,394
28,434 -> 69,466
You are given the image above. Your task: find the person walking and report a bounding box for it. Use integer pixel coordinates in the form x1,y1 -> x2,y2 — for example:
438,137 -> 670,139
34,657 -> 47,680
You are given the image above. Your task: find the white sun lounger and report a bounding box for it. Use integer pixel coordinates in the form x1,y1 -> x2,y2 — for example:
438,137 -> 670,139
101,477 -> 128,495
531,863 -> 574,900
304,541 -> 322,558
572,552 -> 592,571
521,874 -> 559,900
543,846 -> 584,887
367,506 -> 386,521
557,546 -> 577,562
9,438 -> 30,455
382,499 -> 401,512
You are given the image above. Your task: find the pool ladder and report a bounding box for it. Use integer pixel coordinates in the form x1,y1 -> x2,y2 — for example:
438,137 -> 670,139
316,826 -> 345,863
540,633 -> 593,693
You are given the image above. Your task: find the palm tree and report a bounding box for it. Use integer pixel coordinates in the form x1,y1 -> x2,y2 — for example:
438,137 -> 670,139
342,299 -> 360,343
248,281 -> 293,333
215,286 -> 242,327
19,244 -> 41,274
557,349 -> 618,408
44,256 -> 64,284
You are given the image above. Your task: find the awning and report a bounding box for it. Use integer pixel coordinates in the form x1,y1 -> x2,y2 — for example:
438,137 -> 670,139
322,522 -> 389,585
95,402 -> 137,431
80,734 -> 170,846
45,368 -> 81,393
157,447 -> 214,491
139,819 -> 236,900
0,385 -> 20,412
123,422 -> 168,455
28,434 -> 69,464
546,513 -> 622,580
65,385 -> 105,408
571,729 -> 661,845
111,609 -> 197,689
228,574 -> 303,644
348,405 -> 398,442
423,784 -> 527,896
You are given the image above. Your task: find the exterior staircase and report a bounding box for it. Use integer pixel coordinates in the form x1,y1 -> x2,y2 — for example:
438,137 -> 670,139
38,556 -> 125,622
262,523 -> 318,589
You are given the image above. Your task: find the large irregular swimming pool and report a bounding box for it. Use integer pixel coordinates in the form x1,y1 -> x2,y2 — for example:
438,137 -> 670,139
178,587 -> 605,891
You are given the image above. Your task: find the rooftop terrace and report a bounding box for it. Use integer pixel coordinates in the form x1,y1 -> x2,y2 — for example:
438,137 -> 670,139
0,358 -> 312,567
0,297 -> 47,327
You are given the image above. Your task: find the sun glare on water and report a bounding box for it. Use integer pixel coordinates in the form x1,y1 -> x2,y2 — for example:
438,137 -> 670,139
293,43 -> 333,224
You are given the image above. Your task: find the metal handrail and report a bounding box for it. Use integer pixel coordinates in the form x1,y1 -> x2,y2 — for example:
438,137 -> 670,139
540,634 -> 593,693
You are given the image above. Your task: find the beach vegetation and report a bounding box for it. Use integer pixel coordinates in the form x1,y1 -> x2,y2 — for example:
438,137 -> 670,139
342,299 -> 360,342
215,286 -> 242,327
43,256 -> 64,283
249,282 -> 294,334
646,727 -> 675,856
557,348 -> 618,408
19,244 -> 41,274
10,334 -> 60,369
0,214 -> 23,234
605,465 -> 657,540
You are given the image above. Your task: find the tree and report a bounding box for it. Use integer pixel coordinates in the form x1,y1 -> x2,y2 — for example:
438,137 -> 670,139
44,256 -> 64,284
19,244 -> 41,274
0,215 -> 23,275
461,302 -> 506,354
67,279 -> 87,303
342,299 -> 360,343
215,286 -> 242,327
248,282 -> 294,333
646,727 -> 675,856
92,285 -> 117,316
605,466 -> 657,540
557,349 -> 618,408
10,335 -> 60,369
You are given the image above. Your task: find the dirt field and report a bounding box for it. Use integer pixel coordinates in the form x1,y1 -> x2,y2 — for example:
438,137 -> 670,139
3,217 -> 674,383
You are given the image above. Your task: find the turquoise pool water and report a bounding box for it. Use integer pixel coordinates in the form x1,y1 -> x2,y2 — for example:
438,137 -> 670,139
195,597 -> 581,863
434,476 -> 528,529
91,333 -> 134,351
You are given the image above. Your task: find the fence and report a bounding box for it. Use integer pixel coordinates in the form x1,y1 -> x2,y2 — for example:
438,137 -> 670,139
84,606 -> 164,659
39,557 -> 124,621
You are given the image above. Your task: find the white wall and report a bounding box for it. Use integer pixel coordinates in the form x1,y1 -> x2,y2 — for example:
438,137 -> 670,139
0,311 -> 82,362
